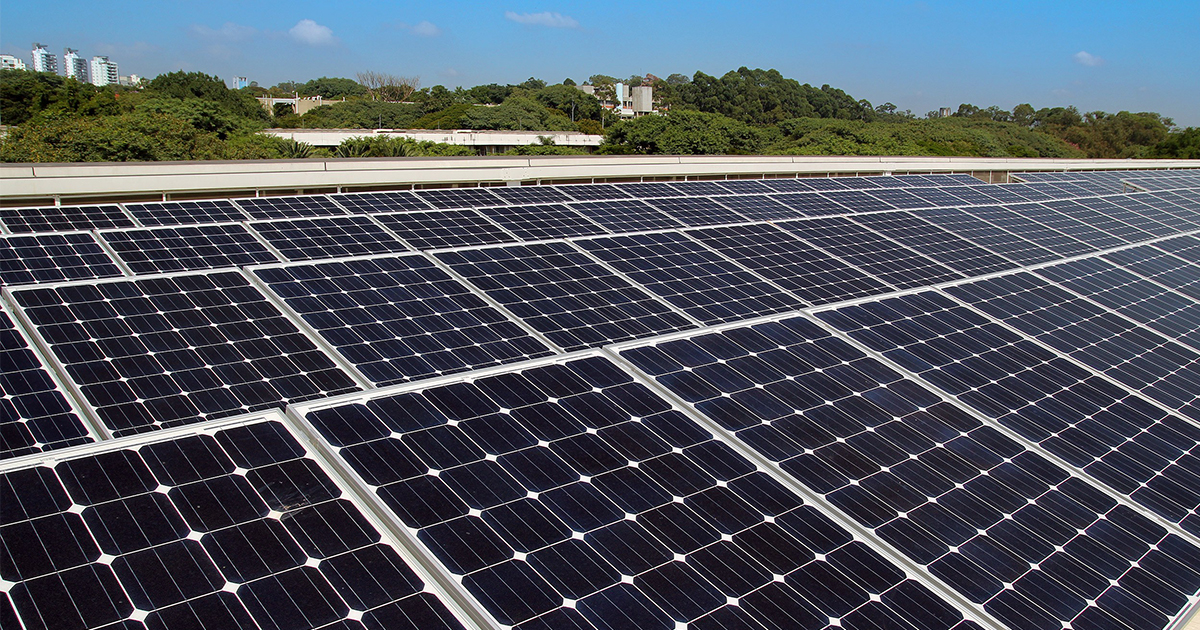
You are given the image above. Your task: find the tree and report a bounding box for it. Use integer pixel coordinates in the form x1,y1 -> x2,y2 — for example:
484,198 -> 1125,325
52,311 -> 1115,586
1012,103 -> 1035,127
602,109 -> 764,155
535,84 -> 600,122
1148,128 -> 1200,159
357,71 -> 420,102
518,77 -> 546,91
460,96 -> 576,131
563,78 -> 576,86
301,77 -> 367,99
147,70 -> 266,121
665,73 -> 690,85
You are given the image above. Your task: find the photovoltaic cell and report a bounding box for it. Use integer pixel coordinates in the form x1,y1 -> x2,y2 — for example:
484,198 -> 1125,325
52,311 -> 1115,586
295,354 -> 972,630
0,413 -> 466,630
1119,194 -> 1200,231
965,185 -> 1030,204
1002,184 -> 1056,202
9,271 -> 360,436
849,212 -> 1018,277
925,174 -> 981,186
770,192 -> 850,216
1040,200 -> 1157,243
665,181 -> 732,197
1004,202 -> 1127,250
332,191 -> 433,213
374,209 -> 517,251
1071,197 -> 1178,238
555,184 -> 630,201
758,179 -> 818,193
568,199 -> 682,233
0,232 -> 125,285
644,197 -> 746,226
434,242 -> 696,351
819,291 -> 1200,537
0,307 -> 92,460
253,255 -> 554,386
712,195 -> 797,221
781,217 -> 965,289
713,179 -> 774,194
575,232 -> 805,325
905,188 -> 970,208
968,206 -> 1096,258
687,223 -> 891,305
478,204 -> 607,240
1105,239 -> 1200,301
818,190 -> 896,213
1,205 -> 134,233
943,187 -> 1001,206
100,224 -> 279,274
415,188 -> 507,209
489,186 -> 573,206
249,216 -> 410,261
782,178 -> 849,191
867,188 -> 935,210
611,182 -> 679,198
914,207 -> 1060,266
234,196 -> 347,220
618,315 -> 1200,630
125,200 -> 248,226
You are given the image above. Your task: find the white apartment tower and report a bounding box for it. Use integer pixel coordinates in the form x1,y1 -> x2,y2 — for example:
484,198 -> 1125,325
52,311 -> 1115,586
31,43 -> 57,73
90,56 -> 119,86
63,48 -> 88,82
1,54 -> 27,71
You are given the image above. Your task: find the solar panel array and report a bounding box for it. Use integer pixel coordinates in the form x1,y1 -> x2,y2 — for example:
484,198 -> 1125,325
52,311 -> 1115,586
4,168 -> 1200,630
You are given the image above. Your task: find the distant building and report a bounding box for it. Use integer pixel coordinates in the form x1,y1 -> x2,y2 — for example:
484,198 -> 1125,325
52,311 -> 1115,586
230,76 -> 249,89
257,95 -> 330,116
577,82 -> 657,117
939,107 -> 953,118
31,43 -> 56,73
1,54 -> 27,71
63,48 -> 88,82
119,74 -> 143,87
90,56 -> 118,86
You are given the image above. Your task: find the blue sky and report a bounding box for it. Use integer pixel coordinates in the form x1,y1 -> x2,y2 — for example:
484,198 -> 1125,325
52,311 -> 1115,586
4,0 -> 1198,125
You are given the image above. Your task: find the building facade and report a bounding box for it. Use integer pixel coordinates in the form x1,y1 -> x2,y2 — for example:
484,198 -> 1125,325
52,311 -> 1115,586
90,56 -> 118,86
30,43 -> 56,73
0,54 -> 27,71
63,48 -> 88,82
230,76 -> 250,89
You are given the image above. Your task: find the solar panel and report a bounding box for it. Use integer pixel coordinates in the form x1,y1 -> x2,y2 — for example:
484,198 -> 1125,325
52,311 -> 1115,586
1073,197 -> 1180,237
964,185 -> 1029,204
477,204 -> 608,240
568,199 -> 683,233
713,179 -> 775,194
781,217 -> 965,289
0,411 -> 469,630
771,192 -> 850,216
415,188 -> 507,209
931,174 -> 984,186
890,175 -> 939,187
611,182 -> 679,198
915,207 -> 1061,266
1121,194 -> 1200,231
687,223 -> 892,305
331,191 -> 434,213
1,205 -> 134,233
849,212 -> 1018,277
615,314 -> 1200,630
946,187 -> 1002,206
292,353 -> 976,630
783,177 -> 849,191
554,184 -> 631,201
665,181 -> 732,196
8,271 -> 361,436
1105,239 -> 1200,301
575,232 -> 805,325
434,242 -> 696,351
644,198 -> 747,226
489,186 -> 573,205
374,209 -> 518,251
233,195 -> 347,220
1004,202 -> 1126,249
905,188 -> 970,208
968,205 -> 1096,258
866,187 -> 935,210
251,255 -> 554,386
758,179 -> 818,193
99,224 -> 279,274
0,232 -> 125,285
1040,199 -> 1157,243
125,200 -> 248,226
0,306 -> 93,459
712,194 -> 797,221
248,216 -> 410,261
1021,182 -> 1075,199
819,291 -> 1200,538
819,190 -> 896,213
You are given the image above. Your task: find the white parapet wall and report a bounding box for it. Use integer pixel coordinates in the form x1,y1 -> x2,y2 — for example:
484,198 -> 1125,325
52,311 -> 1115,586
260,128 -> 606,149
2,155 -> 1199,205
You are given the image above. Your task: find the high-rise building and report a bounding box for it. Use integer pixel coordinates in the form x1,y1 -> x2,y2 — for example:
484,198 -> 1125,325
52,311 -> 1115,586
1,54 -> 27,71
230,76 -> 250,89
63,48 -> 88,82
31,43 -> 57,73
90,56 -> 118,86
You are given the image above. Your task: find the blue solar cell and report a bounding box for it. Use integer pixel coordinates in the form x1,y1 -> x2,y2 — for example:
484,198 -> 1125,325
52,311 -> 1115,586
0,232 -> 125,285
100,224 -> 279,274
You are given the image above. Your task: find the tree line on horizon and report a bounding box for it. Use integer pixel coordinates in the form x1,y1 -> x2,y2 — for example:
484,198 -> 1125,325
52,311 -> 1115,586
1,66 -> 1196,162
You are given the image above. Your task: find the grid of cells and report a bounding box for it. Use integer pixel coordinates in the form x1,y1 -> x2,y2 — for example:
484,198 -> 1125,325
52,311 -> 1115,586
780,217 -> 966,289
233,196 -> 347,220
819,190 -> 896,213
434,242 -> 696,351
644,197 -> 746,226
9,271 -> 360,436
414,188 -> 507,209
687,223 -> 892,305
940,187 -> 1000,206
1002,184 -> 1056,202
331,191 -> 433,213
966,205 -> 1097,258
575,232 -> 805,325
611,182 -> 680,198
866,188 -> 935,210
849,212 -> 1018,277
1105,239 -> 1200,301
253,256 -> 554,386
296,355 -> 974,630
714,179 -> 775,194
488,186 -> 573,206
1041,200 -> 1156,244
965,186 -> 1029,205
664,181 -> 732,197
555,184 -> 630,201
760,179 -> 820,192
618,315 -> 1200,630
772,192 -> 850,216
914,207 -> 1061,266
1117,195 -> 1200,231
1,205 -> 134,233
0,232 -> 125,285
100,224 -> 279,274
1153,191 -> 1200,214
477,204 -> 607,241
904,188 -> 971,208
0,416 -> 466,630
373,210 -> 518,251
248,216 -> 409,261
567,199 -> 683,233
712,195 -> 797,221
125,200 -> 248,226
817,291 -> 1200,536
1072,197 -> 1179,238
0,308 -> 92,460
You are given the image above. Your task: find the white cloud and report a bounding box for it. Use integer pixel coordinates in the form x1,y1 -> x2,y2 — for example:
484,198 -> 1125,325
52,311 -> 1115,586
289,19 -> 336,46
1073,51 -> 1105,67
189,22 -> 256,42
410,20 -> 442,37
504,11 -> 580,28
